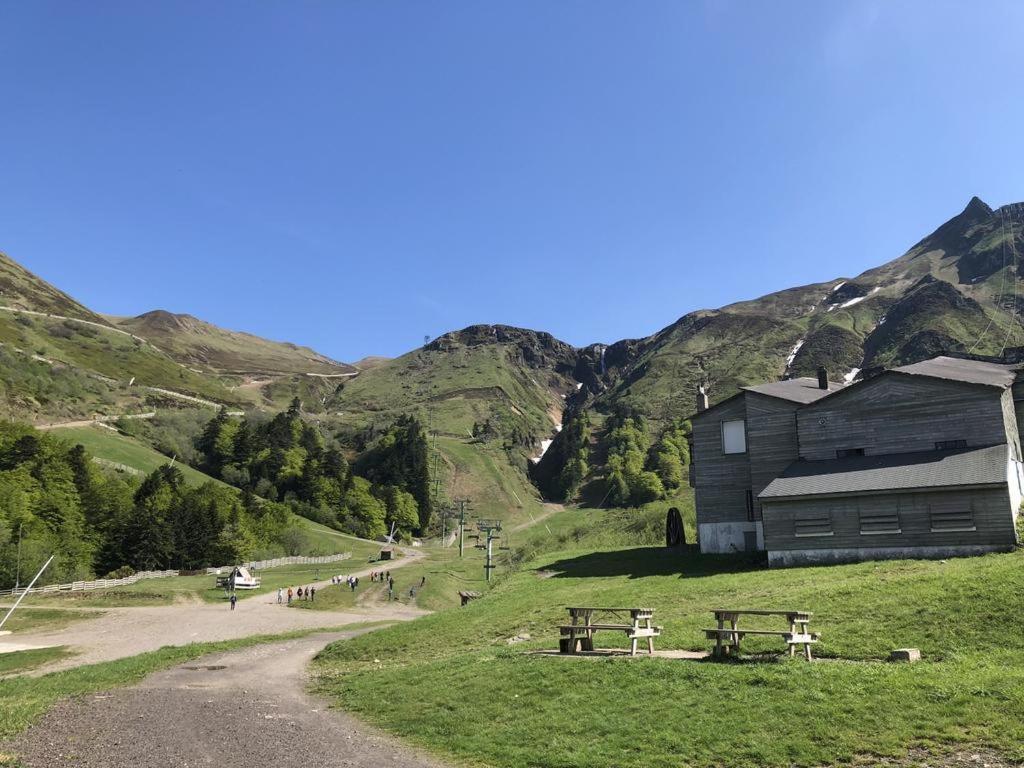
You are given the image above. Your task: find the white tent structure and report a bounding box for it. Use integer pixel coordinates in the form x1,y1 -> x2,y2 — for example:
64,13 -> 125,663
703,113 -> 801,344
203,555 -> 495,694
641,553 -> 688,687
216,566 -> 261,590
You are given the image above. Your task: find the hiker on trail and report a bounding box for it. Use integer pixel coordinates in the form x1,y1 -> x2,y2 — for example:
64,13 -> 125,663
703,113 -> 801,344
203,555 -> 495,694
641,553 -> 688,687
287,587 -> 293,605
354,576 -> 360,589
387,583 -> 393,600
349,577 -> 356,592
277,587 -> 283,604
297,587 -> 303,601
229,593 -> 237,611
409,586 -> 415,598
385,570 -> 390,581
420,576 -> 426,587
310,586 -> 316,602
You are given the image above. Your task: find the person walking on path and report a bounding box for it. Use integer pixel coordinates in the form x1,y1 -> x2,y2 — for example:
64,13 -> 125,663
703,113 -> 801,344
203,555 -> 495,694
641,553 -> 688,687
287,587 -> 293,605
420,576 -> 426,587
310,586 -> 316,602
277,587 -> 283,604
229,593 -> 237,611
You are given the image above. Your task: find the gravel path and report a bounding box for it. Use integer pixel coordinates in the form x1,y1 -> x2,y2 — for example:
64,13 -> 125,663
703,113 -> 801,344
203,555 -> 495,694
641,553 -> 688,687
8,629 -> 454,768
3,547 -> 427,675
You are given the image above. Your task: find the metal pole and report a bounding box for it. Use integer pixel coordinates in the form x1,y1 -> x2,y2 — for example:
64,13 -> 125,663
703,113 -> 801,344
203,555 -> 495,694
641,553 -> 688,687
0,554 -> 54,631
14,523 -> 23,590
458,500 -> 467,558
485,534 -> 493,581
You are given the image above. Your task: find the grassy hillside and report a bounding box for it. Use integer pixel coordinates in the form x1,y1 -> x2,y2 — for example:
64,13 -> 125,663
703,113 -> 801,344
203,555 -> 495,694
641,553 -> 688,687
0,311 -> 239,405
314,516 -> 1024,767
48,423 -> 229,487
0,252 -> 106,322
108,310 -> 355,376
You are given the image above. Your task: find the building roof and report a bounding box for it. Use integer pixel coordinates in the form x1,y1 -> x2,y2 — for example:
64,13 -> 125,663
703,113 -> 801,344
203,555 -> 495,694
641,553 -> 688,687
759,444 -> 1008,500
742,377 -> 846,404
893,356 -> 1020,389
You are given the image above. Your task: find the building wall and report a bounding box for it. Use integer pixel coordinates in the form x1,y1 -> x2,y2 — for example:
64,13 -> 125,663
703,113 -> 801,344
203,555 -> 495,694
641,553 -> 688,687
797,374 -> 1010,460
691,396 -> 754,552
745,393 -> 802,520
762,486 -> 1016,566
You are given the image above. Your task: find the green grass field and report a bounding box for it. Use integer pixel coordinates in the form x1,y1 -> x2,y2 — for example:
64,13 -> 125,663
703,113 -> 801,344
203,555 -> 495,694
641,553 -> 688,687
50,424 -> 230,487
311,509 -> 1024,768
0,646 -> 74,676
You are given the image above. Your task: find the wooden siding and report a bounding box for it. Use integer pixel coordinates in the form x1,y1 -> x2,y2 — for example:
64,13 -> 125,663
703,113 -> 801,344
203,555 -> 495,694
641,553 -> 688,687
762,487 -> 1016,552
797,375 -> 1011,460
692,396 -> 751,525
746,393 -> 802,520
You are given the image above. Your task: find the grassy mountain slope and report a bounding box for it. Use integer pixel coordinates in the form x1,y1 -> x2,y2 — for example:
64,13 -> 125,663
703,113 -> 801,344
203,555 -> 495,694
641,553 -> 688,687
107,310 -> 356,376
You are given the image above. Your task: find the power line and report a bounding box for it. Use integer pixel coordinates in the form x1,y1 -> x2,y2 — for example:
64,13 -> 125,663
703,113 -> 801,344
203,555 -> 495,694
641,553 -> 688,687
998,204 -> 1021,357
969,204 -> 1011,355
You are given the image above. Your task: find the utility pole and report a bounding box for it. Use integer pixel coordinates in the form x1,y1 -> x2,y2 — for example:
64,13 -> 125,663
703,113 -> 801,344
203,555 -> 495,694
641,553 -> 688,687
453,498 -> 472,557
476,519 -> 503,582
14,523 -> 23,590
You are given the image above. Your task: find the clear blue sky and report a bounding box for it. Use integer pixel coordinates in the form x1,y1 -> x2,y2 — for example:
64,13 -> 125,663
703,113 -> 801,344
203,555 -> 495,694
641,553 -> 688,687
2,2 -> 1023,362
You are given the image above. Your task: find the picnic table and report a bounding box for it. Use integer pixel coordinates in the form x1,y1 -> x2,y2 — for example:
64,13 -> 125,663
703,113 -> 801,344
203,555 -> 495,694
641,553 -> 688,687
704,609 -> 819,660
559,607 -> 662,656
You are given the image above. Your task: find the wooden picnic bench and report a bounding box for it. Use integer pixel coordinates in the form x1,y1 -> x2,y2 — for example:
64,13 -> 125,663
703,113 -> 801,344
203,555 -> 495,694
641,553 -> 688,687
703,609 -> 820,661
559,607 -> 662,656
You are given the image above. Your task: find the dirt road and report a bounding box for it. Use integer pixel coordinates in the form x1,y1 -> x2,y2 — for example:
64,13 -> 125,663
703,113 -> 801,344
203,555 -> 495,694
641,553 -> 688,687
3,547 -> 427,675
8,629 -> 452,768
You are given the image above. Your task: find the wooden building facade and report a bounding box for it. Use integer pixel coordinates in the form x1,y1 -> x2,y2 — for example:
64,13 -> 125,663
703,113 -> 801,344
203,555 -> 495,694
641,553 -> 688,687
690,357 -> 1024,565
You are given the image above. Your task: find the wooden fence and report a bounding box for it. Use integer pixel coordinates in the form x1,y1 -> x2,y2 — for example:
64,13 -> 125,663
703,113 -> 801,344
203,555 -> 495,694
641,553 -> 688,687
1,552 -> 354,598
204,552 -> 352,574
0,569 -> 179,598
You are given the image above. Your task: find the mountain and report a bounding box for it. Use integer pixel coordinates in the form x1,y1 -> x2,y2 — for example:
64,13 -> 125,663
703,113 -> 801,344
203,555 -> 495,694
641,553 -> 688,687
589,197 -> 1023,420
0,252 -> 353,421
107,310 -> 356,376
3,196 -> 1022,511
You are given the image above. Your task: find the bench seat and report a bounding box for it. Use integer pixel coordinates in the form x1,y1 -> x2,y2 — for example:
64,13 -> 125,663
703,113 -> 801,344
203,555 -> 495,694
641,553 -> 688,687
703,629 -> 819,642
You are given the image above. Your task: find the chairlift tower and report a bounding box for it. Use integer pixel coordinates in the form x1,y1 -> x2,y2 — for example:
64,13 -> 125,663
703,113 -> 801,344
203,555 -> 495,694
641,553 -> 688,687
476,519 -> 503,582
453,498 -> 472,557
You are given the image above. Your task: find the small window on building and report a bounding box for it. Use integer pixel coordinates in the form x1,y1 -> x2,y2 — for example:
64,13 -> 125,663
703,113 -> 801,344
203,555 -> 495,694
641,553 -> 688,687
721,419 -> 746,454
794,514 -> 833,537
836,448 -> 865,458
935,440 -> 967,450
859,510 -> 901,535
930,508 -> 977,533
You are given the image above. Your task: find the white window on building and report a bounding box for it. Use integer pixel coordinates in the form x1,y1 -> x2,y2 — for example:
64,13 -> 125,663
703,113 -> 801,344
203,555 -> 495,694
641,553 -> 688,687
721,419 -> 746,454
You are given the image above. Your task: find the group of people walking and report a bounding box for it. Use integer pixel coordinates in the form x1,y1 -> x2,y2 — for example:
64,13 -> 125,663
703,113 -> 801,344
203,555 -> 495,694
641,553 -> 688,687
264,565 -> 428,610
277,585 -> 315,605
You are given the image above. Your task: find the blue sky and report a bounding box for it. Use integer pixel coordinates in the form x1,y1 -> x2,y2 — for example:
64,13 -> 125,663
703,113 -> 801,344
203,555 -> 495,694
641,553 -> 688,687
2,1 -> 1023,362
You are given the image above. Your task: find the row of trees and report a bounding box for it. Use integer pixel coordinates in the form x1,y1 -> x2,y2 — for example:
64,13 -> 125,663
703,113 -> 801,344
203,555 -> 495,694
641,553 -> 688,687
0,422 -> 305,589
195,401 -> 431,540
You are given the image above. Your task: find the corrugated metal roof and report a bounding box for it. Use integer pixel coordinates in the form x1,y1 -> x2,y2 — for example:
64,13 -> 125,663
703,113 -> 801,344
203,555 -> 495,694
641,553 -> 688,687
893,356 -> 1020,389
759,444 -> 1008,500
742,377 -> 846,404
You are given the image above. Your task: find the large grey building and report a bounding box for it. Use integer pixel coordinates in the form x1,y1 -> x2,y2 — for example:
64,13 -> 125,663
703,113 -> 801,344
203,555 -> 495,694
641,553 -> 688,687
689,356 -> 1024,565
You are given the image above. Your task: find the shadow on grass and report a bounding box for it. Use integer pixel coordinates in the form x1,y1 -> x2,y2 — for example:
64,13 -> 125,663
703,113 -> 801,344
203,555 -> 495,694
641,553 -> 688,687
540,546 -> 765,579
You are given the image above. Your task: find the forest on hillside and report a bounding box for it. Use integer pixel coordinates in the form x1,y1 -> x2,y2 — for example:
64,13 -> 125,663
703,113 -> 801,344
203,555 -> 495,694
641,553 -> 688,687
191,400 -> 431,541
0,422 -> 305,588
0,401 -> 433,589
